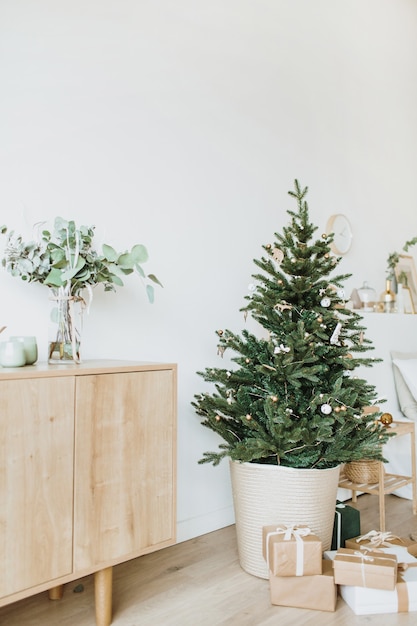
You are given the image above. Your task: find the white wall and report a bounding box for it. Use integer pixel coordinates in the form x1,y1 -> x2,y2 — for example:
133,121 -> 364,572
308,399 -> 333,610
1,0 -> 417,543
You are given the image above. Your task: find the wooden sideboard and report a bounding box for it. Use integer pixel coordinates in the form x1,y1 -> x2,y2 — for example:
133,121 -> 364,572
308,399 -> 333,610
0,360 -> 177,625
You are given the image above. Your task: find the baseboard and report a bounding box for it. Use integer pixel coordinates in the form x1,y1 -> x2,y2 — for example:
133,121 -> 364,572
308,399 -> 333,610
176,505 -> 235,544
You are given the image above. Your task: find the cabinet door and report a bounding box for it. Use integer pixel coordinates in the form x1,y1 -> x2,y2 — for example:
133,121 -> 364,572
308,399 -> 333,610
0,377 -> 74,596
74,369 -> 176,569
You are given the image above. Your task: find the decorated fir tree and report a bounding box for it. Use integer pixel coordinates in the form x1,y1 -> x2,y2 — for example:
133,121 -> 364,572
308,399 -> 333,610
193,181 -> 392,469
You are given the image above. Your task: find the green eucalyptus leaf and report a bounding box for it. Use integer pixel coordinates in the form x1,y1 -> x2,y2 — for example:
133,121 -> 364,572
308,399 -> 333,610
102,244 -> 118,262
117,252 -> 135,269
130,244 -> 148,264
74,268 -> 91,281
44,267 -> 65,287
61,258 -> 86,281
148,273 -> 163,287
110,275 -> 124,286
146,284 -> 155,303
54,217 -> 69,231
101,262 -> 124,277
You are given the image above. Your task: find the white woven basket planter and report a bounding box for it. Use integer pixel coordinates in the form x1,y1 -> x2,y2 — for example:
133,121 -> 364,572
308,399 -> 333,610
229,460 -> 341,579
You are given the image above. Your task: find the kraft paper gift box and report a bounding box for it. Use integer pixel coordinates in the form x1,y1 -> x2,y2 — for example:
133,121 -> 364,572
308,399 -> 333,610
345,530 -> 417,557
337,547 -> 417,615
269,559 -> 337,612
262,524 -> 322,577
331,500 -> 360,549
332,547 -> 398,590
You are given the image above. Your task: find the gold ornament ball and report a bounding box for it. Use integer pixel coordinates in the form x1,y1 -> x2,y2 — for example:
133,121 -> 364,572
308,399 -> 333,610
217,329 -> 224,336
245,358 -> 250,363
271,395 -> 278,402
380,412 -> 393,426
322,233 -> 327,239
215,415 -> 221,422
246,414 -> 252,421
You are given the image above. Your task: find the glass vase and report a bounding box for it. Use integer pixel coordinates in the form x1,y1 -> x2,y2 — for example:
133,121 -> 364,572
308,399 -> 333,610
48,287 -> 83,363
357,281 -> 377,312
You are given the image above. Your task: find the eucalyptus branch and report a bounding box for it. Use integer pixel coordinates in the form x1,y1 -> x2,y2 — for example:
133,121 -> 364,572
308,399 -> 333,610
386,237 -> 417,279
1,217 -> 162,302
404,237 -> 417,252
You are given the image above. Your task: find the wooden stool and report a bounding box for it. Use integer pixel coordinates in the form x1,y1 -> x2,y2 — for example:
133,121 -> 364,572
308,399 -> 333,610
338,421 -> 417,531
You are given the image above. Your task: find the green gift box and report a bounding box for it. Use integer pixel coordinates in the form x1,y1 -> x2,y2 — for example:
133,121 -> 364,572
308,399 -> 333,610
331,500 -> 360,550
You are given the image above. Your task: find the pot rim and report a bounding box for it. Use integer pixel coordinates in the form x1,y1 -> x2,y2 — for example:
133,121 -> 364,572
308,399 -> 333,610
229,459 -> 341,473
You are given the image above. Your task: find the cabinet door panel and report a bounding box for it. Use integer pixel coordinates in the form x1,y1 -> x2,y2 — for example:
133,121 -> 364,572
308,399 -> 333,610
0,378 -> 74,596
74,370 -> 175,569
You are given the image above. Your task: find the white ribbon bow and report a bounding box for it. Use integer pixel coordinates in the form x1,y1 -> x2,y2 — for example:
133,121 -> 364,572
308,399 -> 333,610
267,524 -> 312,576
356,530 -> 402,547
275,524 -> 313,542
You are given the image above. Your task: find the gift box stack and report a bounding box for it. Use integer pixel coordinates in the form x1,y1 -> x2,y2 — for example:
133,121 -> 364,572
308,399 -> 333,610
325,530 -> 417,614
261,499 -> 360,611
261,501 -> 417,615
262,523 -> 337,611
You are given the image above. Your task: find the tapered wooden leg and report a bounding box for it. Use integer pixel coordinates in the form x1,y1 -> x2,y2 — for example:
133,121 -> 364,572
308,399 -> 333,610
94,567 -> 113,626
48,584 -> 64,600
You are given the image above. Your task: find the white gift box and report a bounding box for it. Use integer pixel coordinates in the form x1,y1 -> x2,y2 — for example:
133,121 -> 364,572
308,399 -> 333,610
324,547 -> 417,615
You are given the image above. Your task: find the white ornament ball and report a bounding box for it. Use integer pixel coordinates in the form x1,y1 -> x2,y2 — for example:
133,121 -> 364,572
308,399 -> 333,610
320,297 -> 331,307
321,403 -> 332,415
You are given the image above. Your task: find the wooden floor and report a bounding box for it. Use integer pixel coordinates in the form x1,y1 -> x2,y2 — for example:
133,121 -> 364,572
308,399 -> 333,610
1,494 -> 416,625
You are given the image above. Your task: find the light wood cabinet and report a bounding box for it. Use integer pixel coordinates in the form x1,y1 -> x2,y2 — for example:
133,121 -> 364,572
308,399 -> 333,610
0,360 -> 177,624
0,377 -> 75,597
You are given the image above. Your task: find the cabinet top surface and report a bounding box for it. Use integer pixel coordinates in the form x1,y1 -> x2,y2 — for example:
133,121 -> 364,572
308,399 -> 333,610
0,359 -> 177,380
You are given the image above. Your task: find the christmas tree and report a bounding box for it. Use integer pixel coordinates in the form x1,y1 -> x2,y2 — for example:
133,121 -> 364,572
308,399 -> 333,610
193,181 -> 392,469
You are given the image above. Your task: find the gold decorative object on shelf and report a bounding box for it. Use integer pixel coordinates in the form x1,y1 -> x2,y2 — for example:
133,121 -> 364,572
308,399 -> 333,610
380,412 -> 393,426
380,279 -> 396,313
